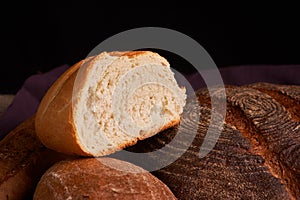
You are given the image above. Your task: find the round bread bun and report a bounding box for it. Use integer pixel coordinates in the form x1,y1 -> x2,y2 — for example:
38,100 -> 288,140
33,157 -> 177,200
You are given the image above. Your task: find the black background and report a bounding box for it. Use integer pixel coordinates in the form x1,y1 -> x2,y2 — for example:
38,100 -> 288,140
1,2 -> 299,94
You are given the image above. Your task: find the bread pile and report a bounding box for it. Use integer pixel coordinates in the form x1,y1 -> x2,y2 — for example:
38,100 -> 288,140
0,50 -> 299,199
0,51 -> 185,199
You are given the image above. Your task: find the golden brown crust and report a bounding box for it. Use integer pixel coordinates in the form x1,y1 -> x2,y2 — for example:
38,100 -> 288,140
122,51 -> 153,58
159,118 -> 181,133
35,60 -> 91,156
107,51 -> 161,58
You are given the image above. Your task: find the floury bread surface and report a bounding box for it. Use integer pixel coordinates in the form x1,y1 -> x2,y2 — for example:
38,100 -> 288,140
35,51 -> 186,156
33,158 -> 177,200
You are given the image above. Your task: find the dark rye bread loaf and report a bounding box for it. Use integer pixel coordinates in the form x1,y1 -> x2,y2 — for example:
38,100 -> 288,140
0,116 -> 71,200
124,82 -> 300,200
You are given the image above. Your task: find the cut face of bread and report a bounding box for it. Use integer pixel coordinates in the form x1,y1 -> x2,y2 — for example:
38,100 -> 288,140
35,51 -> 186,156
73,51 -> 186,155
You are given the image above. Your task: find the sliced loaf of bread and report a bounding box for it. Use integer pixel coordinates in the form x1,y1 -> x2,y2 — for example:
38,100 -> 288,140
35,51 -> 186,156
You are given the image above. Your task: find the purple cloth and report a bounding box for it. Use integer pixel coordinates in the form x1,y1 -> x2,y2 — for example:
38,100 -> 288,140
0,65 -> 69,139
0,64 -> 299,140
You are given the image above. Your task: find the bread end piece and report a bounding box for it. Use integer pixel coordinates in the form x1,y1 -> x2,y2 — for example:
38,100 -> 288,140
35,51 -> 186,156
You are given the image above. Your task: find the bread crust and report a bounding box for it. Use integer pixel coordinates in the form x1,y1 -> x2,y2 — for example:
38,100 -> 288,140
0,115 -> 71,199
35,60 -> 91,156
33,158 -> 177,200
117,118 -> 181,150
